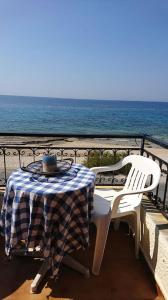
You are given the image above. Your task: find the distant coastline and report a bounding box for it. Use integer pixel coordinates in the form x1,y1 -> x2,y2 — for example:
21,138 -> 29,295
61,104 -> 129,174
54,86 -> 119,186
1,94 -> 168,103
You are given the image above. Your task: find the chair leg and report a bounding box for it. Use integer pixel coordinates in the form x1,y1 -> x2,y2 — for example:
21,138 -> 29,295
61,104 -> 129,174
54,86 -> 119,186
92,212 -> 111,276
113,218 -> 120,231
135,211 -> 140,259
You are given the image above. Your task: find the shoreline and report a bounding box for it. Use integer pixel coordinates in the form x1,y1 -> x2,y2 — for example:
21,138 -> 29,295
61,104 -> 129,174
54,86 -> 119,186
0,135 -> 163,146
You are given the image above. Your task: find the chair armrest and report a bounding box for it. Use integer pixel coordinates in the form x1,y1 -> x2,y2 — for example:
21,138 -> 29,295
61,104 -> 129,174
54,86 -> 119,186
90,157 -> 128,175
110,180 -> 160,215
115,183 -> 159,199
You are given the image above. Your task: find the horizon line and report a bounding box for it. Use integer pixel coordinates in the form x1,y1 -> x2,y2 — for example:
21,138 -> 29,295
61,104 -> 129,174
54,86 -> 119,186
0,94 -> 168,103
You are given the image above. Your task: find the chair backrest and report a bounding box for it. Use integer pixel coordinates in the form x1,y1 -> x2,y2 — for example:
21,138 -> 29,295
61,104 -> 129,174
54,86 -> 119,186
122,155 -> 161,195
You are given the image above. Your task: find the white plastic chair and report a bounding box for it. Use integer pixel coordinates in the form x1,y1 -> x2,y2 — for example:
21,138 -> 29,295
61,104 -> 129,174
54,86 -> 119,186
91,154 -> 161,275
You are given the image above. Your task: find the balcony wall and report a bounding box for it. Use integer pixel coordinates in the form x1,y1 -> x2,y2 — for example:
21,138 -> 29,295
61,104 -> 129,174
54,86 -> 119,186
141,199 -> 168,300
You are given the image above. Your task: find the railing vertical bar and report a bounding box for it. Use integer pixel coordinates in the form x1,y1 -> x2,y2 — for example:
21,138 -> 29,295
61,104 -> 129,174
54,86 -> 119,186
87,150 -> 90,167
154,161 -> 161,201
163,171 -> 168,210
18,149 -> 21,167
74,149 -> 77,164
3,148 -> 7,184
99,150 -> 102,183
141,137 -> 145,156
33,149 -> 36,163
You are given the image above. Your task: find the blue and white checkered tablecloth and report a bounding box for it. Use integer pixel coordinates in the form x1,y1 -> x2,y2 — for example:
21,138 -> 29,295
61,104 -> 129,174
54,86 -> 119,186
0,163 -> 95,277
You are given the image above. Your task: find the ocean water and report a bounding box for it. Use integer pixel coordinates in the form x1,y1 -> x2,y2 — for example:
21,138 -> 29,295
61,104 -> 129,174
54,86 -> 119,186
0,95 -> 168,141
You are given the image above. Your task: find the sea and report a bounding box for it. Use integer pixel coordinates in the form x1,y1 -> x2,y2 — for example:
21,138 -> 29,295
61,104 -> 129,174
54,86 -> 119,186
0,95 -> 168,141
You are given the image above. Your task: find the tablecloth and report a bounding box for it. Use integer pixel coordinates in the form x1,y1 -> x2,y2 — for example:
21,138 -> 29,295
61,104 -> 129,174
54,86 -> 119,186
0,163 -> 95,276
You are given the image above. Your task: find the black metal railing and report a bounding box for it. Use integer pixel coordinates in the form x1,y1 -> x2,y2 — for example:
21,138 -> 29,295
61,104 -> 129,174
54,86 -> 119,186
0,133 -> 167,218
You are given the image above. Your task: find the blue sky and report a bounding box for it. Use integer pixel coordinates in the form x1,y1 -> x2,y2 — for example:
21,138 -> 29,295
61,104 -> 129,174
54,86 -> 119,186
0,0 -> 168,101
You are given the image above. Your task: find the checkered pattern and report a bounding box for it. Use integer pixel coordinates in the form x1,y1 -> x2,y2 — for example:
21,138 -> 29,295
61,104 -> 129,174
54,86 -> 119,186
0,163 -> 95,277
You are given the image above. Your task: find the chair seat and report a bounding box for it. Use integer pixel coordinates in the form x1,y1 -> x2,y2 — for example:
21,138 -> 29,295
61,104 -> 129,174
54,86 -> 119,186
92,194 -> 111,217
92,188 -> 117,216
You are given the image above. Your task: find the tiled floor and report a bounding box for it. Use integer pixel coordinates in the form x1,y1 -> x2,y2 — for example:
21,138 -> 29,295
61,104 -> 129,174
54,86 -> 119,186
0,223 -> 158,300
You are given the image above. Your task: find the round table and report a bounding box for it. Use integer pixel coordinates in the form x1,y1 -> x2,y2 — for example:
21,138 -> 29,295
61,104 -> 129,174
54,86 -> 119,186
0,163 -> 95,292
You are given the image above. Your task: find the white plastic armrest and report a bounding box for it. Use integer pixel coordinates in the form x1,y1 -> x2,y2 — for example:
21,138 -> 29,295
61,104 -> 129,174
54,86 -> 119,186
117,182 -> 159,198
90,157 -> 128,175
111,180 -> 160,214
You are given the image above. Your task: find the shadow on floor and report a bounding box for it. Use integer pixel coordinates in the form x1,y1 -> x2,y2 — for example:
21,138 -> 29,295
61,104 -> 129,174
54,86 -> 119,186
0,224 -> 158,300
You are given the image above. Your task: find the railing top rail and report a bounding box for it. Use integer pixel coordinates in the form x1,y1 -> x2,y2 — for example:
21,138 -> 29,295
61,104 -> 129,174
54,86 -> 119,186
144,135 -> 168,149
143,149 -> 168,166
0,132 -> 144,138
0,146 -> 141,150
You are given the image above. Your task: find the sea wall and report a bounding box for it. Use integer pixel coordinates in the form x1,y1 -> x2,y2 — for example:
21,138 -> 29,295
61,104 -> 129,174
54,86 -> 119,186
140,199 -> 168,300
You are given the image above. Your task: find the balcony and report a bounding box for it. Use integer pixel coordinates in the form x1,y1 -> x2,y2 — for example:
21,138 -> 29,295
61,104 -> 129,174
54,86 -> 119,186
0,133 -> 167,300
0,223 -> 160,300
